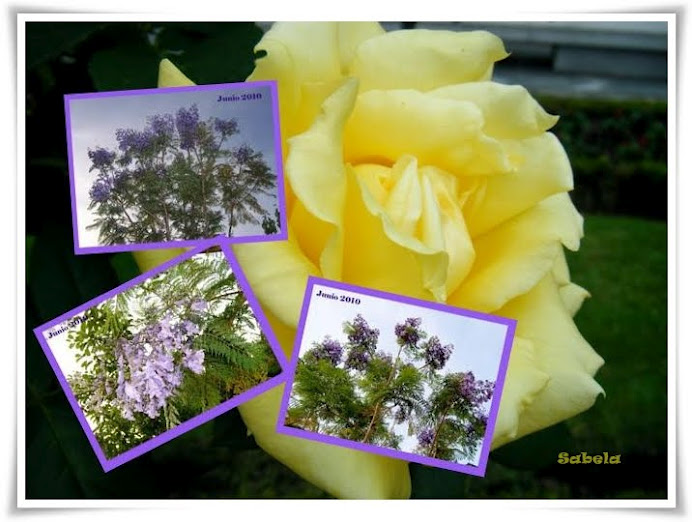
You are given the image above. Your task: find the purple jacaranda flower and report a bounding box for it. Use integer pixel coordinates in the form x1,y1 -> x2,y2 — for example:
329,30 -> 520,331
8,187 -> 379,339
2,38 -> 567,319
89,179 -> 111,203
232,145 -> 253,164
147,113 -> 175,138
344,346 -> 371,371
418,427 -> 435,447
88,147 -> 116,170
310,337 -> 343,365
183,349 -> 205,374
190,299 -> 208,313
182,320 -> 199,336
114,312 -> 206,420
394,317 -> 423,346
423,336 -> 453,370
214,117 -> 238,136
175,105 -> 200,150
346,314 -> 379,350
115,128 -> 155,155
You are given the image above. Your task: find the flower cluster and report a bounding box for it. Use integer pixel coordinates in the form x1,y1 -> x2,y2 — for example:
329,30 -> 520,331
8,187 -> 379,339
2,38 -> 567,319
115,313 -> 205,420
89,180 -> 111,203
175,105 -> 200,150
232,145 -> 253,164
343,315 -> 380,371
115,128 -> 156,156
147,113 -> 175,138
309,337 -> 343,365
214,117 -> 239,137
394,317 -> 423,347
87,147 -> 116,170
417,427 -> 435,447
458,372 -> 495,408
346,314 -> 379,350
423,336 -> 454,370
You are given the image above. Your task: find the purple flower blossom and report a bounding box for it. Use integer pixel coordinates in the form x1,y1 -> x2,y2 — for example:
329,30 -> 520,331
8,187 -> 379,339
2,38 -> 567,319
423,336 -> 453,370
310,337 -> 343,365
418,427 -> 435,447
457,372 -> 495,408
394,317 -> 423,346
89,180 -> 111,203
344,347 -> 371,371
183,349 -> 205,374
147,114 -> 175,138
190,299 -> 208,313
114,313 -> 205,420
115,128 -> 155,155
88,147 -> 116,170
233,145 -> 253,164
214,117 -> 238,136
346,314 -> 379,350
175,105 -> 200,150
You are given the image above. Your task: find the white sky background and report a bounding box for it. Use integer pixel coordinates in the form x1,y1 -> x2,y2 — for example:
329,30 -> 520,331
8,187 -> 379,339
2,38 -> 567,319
41,252 -> 260,428
69,84 -> 279,247
293,283 -> 509,466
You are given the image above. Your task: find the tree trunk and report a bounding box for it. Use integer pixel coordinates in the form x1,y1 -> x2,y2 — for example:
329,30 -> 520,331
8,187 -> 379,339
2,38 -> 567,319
361,344 -> 404,443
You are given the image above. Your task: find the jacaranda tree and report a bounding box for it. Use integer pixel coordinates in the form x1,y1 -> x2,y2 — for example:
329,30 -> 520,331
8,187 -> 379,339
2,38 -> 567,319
286,314 -> 495,464
66,253 -> 280,458
86,105 -> 277,244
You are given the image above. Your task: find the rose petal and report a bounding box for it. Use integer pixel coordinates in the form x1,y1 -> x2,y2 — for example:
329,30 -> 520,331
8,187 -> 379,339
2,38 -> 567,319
559,283 -> 591,317
344,164 -> 440,300
158,58 -> 195,87
491,336 -> 550,448
336,22 -> 386,72
348,29 -> 508,92
462,133 -> 575,237
430,82 -> 558,139
249,22 -> 382,139
448,193 -> 583,312
344,89 -> 510,176
495,273 -> 604,441
285,78 -> 358,280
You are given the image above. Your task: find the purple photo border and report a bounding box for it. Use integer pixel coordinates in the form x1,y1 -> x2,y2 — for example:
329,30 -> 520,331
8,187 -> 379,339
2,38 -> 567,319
64,80 -> 288,256
32,237 -> 288,472
276,276 -> 517,478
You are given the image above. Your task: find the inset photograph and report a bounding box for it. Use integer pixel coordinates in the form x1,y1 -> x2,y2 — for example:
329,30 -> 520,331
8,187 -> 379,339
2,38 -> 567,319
33,241 -> 285,472
65,81 -> 286,254
279,278 -> 516,477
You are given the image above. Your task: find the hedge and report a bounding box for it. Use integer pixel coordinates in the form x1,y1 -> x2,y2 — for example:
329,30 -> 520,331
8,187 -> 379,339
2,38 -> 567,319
537,96 -> 667,220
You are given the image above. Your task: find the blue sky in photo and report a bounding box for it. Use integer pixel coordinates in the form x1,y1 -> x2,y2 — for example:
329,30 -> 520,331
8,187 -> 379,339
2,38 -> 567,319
68,84 -> 280,247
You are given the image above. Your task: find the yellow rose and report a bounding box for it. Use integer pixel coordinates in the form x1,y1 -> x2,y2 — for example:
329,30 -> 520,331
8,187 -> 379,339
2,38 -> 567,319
136,22 -> 604,499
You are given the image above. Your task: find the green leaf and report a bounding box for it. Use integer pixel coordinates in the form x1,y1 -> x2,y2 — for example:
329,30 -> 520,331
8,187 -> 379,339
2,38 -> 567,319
156,22 -> 263,84
89,39 -> 160,91
25,22 -> 107,69
110,252 -> 140,284
409,463 -> 473,498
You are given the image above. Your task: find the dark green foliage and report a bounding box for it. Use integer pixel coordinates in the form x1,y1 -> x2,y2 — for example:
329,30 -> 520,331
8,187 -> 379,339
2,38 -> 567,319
538,96 -> 667,219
